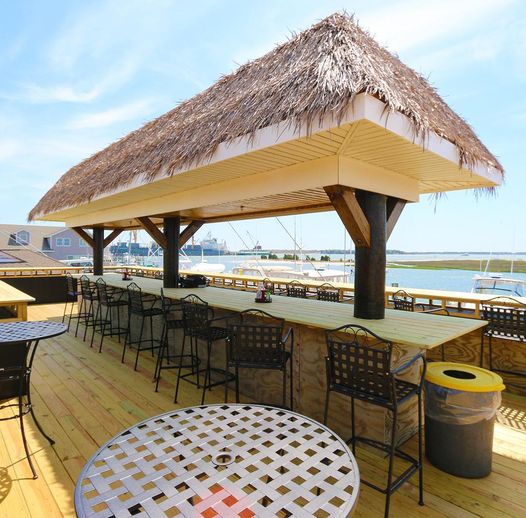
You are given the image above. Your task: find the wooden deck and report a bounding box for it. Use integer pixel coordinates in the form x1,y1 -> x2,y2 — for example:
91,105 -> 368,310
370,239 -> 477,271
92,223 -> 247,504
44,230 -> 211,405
1,304 -> 525,518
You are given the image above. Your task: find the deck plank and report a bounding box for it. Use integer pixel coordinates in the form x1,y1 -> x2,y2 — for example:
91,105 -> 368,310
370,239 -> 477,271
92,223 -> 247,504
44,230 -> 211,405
0,303 -> 524,517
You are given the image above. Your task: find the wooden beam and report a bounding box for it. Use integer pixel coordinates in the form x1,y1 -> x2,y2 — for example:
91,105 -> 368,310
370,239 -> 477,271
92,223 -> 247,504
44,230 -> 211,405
386,197 -> 406,240
164,217 -> 180,288
72,227 -> 94,248
92,228 -> 104,276
324,185 -> 370,247
103,229 -> 123,248
137,217 -> 167,249
179,221 -> 204,247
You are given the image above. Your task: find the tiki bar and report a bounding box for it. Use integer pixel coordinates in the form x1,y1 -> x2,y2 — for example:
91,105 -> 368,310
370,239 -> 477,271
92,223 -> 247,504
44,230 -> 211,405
2,13 -> 525,518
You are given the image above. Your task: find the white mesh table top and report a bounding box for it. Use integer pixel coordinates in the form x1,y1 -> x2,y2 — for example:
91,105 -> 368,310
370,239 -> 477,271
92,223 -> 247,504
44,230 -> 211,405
75,404 -> 360,517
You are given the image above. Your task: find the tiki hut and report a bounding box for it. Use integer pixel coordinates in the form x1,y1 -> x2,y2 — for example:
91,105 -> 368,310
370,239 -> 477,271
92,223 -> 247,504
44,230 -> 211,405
29,12 -> 502,317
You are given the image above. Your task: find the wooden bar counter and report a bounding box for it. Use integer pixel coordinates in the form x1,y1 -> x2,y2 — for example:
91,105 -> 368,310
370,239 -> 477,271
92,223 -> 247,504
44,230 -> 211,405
0,280 -> 34,321
82,274 -> 486,444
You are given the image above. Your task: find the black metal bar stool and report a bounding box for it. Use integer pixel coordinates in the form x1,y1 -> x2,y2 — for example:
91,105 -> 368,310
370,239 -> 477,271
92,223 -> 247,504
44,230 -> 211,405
92,278 -> 128,352
62,272 -> 81,331
225,309 -> 294,409
154,289 -> 200,392
175,294 -> 235,405
76,275 -> 99,341
122,282 -> 163,371
324,324 -> 426,518
481,296 -> 526,377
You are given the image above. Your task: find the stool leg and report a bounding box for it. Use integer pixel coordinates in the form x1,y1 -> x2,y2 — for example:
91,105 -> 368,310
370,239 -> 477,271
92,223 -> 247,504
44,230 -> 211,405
201,340 -> 212,405
150,314 -> 154,356
99,304 -> 110,353
62,299 -> 68,323
174,333 -> 187,403
384,408 -> 398,518
83,299 -> 93,342
90,301 -> 101,347
154,323 -> 167,390
418,390 -> 424,506
134,316 -> 146,371
75,297 -> 84,337
67,296 -> 75,331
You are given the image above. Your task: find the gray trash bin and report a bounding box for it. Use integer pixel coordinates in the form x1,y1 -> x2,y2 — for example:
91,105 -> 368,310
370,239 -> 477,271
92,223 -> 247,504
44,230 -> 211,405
424,362 -> 504,478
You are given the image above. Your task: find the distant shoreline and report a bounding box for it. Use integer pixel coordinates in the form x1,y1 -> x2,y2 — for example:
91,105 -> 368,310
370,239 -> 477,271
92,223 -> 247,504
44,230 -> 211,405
388,259 -> 526,273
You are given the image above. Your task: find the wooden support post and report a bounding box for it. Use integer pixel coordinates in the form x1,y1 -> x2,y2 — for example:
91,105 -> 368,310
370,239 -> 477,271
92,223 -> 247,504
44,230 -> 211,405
324,185 -> 370,247
137,217 -> 167,249
386,197 -> 406,240
103,229 -> 123,248
179,220 -> 204,247
163,216 -> 180,288
72,227 -> 95,248
354,190 -> 387,319
92,227 -> 104,276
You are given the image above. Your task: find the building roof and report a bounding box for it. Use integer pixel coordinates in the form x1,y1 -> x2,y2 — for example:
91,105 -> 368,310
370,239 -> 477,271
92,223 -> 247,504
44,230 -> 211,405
0,248 -> 66,268
29,12 -> 503,226
0,224 -> 64,248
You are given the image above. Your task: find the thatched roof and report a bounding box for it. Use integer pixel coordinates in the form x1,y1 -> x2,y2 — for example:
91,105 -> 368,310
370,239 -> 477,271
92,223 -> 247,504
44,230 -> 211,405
29,12 -> 503,221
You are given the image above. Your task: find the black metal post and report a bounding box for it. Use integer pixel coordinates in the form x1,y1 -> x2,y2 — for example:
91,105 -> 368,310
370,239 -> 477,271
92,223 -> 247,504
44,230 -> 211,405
93,227 -> 104,276
163,216 -> 180,288
354,190 -> 386,319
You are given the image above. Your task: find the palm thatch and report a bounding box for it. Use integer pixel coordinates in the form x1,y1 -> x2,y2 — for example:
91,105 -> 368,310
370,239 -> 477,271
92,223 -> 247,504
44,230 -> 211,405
29,12 -> 503,220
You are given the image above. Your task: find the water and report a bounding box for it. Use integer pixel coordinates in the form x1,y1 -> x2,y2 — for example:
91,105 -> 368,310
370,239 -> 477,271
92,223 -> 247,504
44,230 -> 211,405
141,253 -> 526,294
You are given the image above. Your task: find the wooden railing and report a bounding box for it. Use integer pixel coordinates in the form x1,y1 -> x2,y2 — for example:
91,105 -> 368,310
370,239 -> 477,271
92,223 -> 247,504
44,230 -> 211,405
2,265 -> 525,318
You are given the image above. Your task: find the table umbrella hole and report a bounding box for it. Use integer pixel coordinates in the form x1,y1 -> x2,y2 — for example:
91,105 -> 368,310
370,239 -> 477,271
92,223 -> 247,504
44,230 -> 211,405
443,369 -> 477,380
212,451 -> 235,466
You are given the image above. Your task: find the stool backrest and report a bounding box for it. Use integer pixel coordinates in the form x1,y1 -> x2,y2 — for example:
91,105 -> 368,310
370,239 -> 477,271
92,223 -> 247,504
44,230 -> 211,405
79,275 -> 96,300
95,278 -> 111,304
127,282 -> 144,314
287,280 -> 307,298
325,325 -> 394,404
481,297 -> 526,341
317,283 -> 339,302
65,272 -> 77,295
227,309 -> 285,365
392,290 -> 415,312
160,288 -> 182,323
181,294 -> 211,333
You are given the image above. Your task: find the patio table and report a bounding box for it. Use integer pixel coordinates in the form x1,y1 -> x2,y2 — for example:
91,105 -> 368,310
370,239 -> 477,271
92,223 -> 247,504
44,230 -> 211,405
74,404 -> 360,517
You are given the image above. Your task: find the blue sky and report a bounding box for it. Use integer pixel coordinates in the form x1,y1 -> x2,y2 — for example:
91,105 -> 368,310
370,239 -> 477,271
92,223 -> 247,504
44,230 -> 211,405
0,0 -> 524,252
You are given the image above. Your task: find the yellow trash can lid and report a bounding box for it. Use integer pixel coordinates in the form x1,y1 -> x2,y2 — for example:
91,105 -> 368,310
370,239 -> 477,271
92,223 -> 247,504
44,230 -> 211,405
425,362 -> 505,392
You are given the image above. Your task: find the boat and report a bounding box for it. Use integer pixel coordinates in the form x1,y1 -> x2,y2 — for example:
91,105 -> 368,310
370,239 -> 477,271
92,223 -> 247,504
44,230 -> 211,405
232,261 -> 347,283
190,260 -> 225,274
182,232 -> 228,256
472,274 -> 526,297
237,242 -> 271,255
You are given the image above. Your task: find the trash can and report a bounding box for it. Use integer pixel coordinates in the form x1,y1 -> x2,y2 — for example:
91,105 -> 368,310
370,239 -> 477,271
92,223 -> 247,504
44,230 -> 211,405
425,362 -> 505,478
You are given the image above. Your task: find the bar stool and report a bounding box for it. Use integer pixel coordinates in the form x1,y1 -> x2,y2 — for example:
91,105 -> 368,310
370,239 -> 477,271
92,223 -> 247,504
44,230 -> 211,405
317,282 -> 340,302
324,324 -> 426,518
62,272 -> 80,331
224,309 -> 294,409
154,289 -> 200,392
92,278 -> 128,352
122,283 -> 163,371
481,296 -> 526,377
76,275 -> 99,341
175,294 -> 235,405
286,279 -> 307,298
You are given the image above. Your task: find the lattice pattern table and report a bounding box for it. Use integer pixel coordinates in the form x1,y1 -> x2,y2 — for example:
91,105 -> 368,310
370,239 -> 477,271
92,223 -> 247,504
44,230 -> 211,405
75,404 -> 360,517
0,320 -> 67,344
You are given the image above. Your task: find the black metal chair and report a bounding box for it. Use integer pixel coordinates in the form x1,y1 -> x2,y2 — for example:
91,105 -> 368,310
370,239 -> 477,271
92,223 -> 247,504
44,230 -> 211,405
317,282 -> 340,302
0,336 -> 54,479
76,275 -> 99,341
154,289 -> 200,392
175,294 -> 235,405
392,290 -> 416,311
62,273 -> 80,331
481,297 -> 526,377
286,279 -> 307,298
122,283 -> 163,371
92,278 -> 128,352
324,324 -> 426,518
225,309 -> 294,409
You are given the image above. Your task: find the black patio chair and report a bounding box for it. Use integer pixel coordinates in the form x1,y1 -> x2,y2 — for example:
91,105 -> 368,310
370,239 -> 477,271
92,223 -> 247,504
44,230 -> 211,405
286,279 -> 307,298
76,275 -> 99,341
324,324 -> 426,518
225,309 -> 294,409
154,289 -> 200,392
317,282 -> 340,302
481,296 -> 526,377
174,294 -> 236,405
62,272 -> 80,331
122,283 -> 163,371
0,336 -> 55,479
392,290 -> 416,311
92,278 -> 128,352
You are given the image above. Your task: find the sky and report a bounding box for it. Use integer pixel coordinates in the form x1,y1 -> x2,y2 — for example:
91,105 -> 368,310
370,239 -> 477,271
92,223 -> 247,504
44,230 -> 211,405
0,0 -> 525,252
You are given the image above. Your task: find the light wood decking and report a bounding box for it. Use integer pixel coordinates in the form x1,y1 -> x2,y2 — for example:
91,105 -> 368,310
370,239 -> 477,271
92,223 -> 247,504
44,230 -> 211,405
0,303 -> 525,517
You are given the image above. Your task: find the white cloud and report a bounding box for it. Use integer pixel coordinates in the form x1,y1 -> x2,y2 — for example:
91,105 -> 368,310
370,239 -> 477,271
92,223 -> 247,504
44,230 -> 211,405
69,98 -> 157,129
0,139 -> 24,160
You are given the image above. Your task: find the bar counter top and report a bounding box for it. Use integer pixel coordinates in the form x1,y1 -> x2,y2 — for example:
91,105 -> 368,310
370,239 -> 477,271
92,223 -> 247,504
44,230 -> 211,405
82,274 -> 486,349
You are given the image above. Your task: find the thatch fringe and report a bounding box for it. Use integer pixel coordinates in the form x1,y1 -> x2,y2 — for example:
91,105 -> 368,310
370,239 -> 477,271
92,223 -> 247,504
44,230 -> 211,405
29,12 -> 503,220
